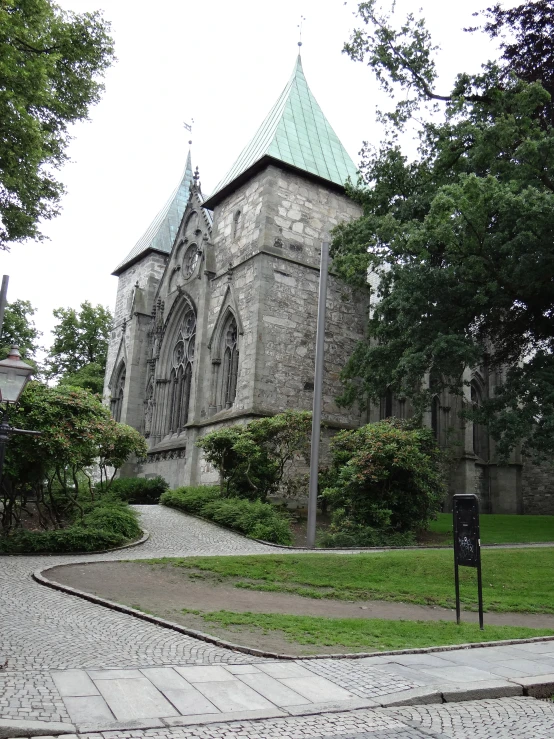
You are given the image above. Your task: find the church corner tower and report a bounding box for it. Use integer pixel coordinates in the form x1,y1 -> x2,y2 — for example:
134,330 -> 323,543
106,53 -> 368,490
104,150 -> 195,433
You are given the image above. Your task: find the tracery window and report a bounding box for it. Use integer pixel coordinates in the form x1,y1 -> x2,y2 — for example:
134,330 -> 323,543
111,364 -> 126,422
183,244 -> 199,279
221,315 -> 239,409
168,308 -> 196,433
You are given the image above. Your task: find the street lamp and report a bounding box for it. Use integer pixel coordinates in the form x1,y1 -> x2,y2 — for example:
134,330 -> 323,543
0,347 -> 39,483
0,346 -> 35,403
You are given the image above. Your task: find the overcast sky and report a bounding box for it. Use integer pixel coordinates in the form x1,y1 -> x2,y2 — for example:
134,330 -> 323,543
3,0 -> 511,349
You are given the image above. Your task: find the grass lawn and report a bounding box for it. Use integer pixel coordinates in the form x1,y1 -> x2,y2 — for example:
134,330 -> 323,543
149,547 -> 554,613
429,513 -> 554,545
185,609 -> 554,651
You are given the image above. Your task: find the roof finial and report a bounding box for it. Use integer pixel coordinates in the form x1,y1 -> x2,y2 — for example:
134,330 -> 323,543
297,15 -> 305,50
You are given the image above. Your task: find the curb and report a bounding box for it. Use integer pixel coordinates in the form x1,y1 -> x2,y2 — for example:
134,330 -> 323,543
1,679 -> 554,737
34,563 -> 554,662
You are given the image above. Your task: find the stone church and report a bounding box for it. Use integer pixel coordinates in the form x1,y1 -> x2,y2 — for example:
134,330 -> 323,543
104,54 -> 551,514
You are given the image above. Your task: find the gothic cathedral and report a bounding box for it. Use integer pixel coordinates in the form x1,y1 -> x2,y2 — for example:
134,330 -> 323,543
104,55 -> 549,514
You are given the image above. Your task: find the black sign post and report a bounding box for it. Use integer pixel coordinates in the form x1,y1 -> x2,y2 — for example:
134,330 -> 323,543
453,494 -> 484,630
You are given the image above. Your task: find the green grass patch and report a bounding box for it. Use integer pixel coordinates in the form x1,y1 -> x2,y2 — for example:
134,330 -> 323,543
429,513 -> 554,545
147,548 -> 554,613
187,609 -> 554,651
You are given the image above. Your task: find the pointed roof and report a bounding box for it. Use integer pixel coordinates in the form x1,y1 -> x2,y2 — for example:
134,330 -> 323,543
203,55 -> 358,209
113,151 -> 194,275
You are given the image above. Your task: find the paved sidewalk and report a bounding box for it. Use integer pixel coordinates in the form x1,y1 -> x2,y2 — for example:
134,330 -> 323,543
0,505 -> 553,738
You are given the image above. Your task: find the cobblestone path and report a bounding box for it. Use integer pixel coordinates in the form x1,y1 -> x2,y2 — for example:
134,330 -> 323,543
1,506 -> 553,737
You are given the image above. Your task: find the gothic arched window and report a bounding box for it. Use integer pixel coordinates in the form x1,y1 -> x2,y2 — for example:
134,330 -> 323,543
220,315 -> 239,409
168,307 -> 196,433
380,387 -> 393,419
471,381 -> 488,459
111,364 -> 126,422
431,395 -> 440,441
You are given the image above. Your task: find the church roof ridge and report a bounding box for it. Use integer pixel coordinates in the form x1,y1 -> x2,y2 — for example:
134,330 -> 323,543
113,150 -> 195,275
203,55 -> 358,209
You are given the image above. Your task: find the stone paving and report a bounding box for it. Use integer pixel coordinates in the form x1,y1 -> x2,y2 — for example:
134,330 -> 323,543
1,505 -> 554,737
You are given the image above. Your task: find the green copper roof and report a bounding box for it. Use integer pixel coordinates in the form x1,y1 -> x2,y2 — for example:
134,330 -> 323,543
205,55 -> 358,206
113,150 -> 194,275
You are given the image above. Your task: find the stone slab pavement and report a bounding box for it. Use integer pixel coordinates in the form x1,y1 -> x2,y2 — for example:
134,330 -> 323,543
1,505 -> 553,737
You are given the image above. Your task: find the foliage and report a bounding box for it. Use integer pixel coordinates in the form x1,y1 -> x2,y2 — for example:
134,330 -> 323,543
0,0 -> 115,248
160,486 -> 220,514
160,547 -> 554,613
193,610 -> 552,652
58,361 -> 106,395
106,476 -> 169,505
0,500 -> 141,553
321,420 -> 445,542
0,300 -> 41,361
333,0 -> 554,459
46,302 -> 112,392
318,521 -> 416,548
1,382 -> 146,533
196,411 -> 312,501
160,487 -> 293,545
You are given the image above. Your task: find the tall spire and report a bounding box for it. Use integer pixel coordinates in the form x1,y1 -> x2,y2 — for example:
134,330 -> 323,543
203,56 -> 358,209
113,150 -> 194,275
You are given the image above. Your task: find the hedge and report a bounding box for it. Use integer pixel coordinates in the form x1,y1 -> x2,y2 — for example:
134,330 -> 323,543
160,487 -> 293,545
104,476 -> 168,504
0,501 -> 142,553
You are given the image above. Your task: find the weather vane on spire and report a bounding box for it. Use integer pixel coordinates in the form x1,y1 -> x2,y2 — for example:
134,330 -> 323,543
298,15 -> 306,48
183,119 -> 194,146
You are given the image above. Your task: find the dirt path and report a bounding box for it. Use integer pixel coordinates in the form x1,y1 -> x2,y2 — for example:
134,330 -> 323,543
45,560 -> 554,656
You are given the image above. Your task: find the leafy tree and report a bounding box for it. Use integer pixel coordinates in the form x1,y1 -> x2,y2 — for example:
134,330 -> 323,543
0,299 -> 41,360
47,301 -> 112,393
333,0 -> 554,460
197,410 -> 312,500
1,382 -> 147,532
0,0 -> 115,248
321,420 -> 445,547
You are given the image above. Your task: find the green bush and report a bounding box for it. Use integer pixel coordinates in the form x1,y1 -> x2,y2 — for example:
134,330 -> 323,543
105,476 -> 168,504
0,501 -> 141,553
160,486 -> 220,514
319,519 -> 417,548
160,486 -> 293,545
196,410 -> 311,501
322,419 -> 446,540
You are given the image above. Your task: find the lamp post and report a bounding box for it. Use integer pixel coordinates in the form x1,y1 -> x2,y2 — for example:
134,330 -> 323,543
0,347 -> 39,482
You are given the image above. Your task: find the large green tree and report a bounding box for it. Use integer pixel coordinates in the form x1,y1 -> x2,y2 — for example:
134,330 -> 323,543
46,301 -> 112,393
0,0 -> 114,248
0,299 -> 41,360
332,0 -> 554,460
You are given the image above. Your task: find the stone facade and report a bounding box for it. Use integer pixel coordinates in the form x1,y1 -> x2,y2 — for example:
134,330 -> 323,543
104,164 -> 368,489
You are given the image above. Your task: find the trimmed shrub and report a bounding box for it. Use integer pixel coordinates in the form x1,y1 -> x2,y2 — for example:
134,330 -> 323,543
160,486 -> 220,514
196,410 -> 311,501
105,476 -> 168,505
0,501 -> 141,553
322,419 -> 446,542
160,486 -> 292,545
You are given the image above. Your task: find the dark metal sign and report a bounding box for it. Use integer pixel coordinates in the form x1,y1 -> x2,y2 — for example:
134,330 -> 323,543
453,494 -> 484,629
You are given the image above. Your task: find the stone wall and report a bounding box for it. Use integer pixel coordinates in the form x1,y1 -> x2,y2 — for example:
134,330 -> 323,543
522,457 -> 554,514
103,252 -> 167,402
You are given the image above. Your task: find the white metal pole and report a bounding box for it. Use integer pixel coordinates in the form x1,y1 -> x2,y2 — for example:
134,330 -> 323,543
307,241 -> 329,548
